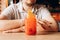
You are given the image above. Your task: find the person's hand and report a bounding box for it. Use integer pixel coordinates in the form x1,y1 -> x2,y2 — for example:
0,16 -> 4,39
37,19 -> 52,31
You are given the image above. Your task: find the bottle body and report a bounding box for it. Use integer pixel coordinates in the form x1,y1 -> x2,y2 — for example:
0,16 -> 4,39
25,10 -> 36,35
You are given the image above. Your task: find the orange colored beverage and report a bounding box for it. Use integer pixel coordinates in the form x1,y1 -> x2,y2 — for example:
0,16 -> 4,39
25,10 -> 36,35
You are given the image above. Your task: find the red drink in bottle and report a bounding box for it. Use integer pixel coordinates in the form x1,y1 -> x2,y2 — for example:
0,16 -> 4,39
25,10 -> 36,35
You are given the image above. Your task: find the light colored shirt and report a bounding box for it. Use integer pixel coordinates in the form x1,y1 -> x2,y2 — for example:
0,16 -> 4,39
1,2 -> 51,20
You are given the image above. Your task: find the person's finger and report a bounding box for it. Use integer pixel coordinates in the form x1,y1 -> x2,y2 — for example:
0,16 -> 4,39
41,20 -> 52,29
40,19 -> 52,25
38,21 -> 51,31
38,21 -> 46,29
37,22 -> 46,30
38,19 -> 52,28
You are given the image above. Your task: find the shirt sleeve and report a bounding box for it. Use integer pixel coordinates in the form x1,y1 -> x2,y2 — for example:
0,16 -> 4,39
1,4 -> 14,19
37,7 -> 52,21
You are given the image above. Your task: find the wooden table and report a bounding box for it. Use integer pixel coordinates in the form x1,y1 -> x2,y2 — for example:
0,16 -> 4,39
0,32 -> 60,40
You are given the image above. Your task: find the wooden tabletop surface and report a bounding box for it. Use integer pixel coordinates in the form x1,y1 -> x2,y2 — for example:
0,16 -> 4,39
0,32 -> 60,40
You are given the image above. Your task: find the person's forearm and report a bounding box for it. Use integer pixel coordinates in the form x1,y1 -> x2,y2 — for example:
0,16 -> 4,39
0,19 -> 24,31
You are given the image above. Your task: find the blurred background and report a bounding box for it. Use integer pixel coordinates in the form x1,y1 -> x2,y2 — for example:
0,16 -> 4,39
0,0 -> 60,21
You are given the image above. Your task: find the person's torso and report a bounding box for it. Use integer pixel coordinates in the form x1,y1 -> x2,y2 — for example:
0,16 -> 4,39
11,2 -> 44,20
